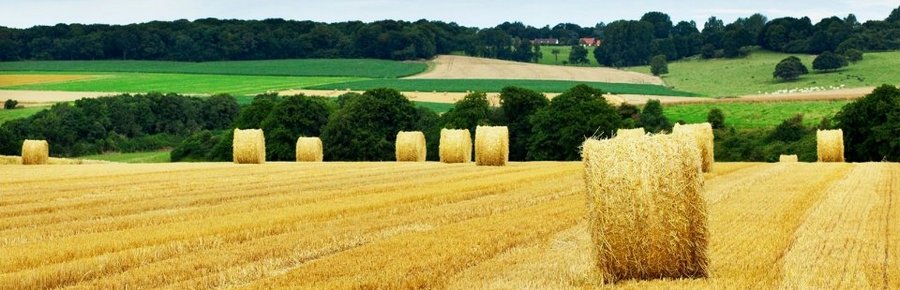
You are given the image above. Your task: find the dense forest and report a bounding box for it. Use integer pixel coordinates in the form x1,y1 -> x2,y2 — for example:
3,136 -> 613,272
0,7 -> 898,65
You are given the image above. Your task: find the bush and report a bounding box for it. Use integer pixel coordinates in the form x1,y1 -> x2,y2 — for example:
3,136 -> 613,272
834,84 -> 900,161
812,51 -> 848,72
773,56 -> 809,81
260,94 -> 333,161
650,55 -> 668,76
707,108 -> 725,129
170,130 -> 221,162
637,99 -> 672,133
618,103 -> 641,128
844,49 -> 863,63
498,86 -> 548,161
768,114 -> 809,142
528,85 -> 621,161
441,92 -> 495,134
0,92 -> 234,157
4,99 -> 17,109
321,88 -> 421,161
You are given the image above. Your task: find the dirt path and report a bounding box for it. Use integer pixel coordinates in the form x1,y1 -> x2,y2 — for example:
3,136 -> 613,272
406,55 -> 664,85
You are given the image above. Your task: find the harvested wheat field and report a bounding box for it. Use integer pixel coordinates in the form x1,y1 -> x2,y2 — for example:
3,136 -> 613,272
0,74 -> 97,87
408,55 -> 664,85
0,162 -> 898,289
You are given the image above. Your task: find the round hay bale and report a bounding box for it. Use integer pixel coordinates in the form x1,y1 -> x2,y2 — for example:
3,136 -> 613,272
603,94 -> 626,107
816,129 -> 844,162
673,123 -> 715,172
475,126 -> 509,166
295,137 -> 323,162
779,154 -> 798,162
439,129 -> 471,163
582,133 -> 708,283
615,128 -> 645,139
21,140 -> 49,165
395,131 -> 427,162
232,129 -> 266,164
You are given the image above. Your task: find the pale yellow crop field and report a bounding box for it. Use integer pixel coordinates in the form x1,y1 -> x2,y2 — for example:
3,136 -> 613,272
0,162 -> 897,289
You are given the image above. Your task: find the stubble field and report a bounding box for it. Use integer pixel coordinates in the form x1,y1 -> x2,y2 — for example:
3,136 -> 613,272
1,161 -> 897,289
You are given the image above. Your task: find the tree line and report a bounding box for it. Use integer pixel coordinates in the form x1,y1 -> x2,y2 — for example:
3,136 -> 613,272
1,7 -> 898,64
2,84 -> 897,162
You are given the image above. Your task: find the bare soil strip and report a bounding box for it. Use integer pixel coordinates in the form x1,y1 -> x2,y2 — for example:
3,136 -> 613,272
405,55 -> 664,85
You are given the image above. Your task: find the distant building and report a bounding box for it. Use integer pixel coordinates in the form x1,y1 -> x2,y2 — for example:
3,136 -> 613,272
579,37 -> 602,47
531,38 -> 560,45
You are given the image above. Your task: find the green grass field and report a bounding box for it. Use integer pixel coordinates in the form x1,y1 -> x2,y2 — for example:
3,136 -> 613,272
0,59 -> 426,78
0,107 -> 46,124
663,100 -> 850,129
0,72 -> 363,96
537,45 -> 598,66
307,79 -> 696,96
79,150 -> 172,163
627,50 -> 900,97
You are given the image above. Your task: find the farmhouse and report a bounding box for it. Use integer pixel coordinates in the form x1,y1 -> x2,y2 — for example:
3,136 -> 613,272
531,38 -> 560,45
580,37 -> 602,46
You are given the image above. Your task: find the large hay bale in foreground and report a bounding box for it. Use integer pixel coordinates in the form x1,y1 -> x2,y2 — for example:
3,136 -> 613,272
395,131 -> 427,162
582,134 -> 708,283
475,126 -> 509,166
233,129 -> 266,164
816,129 -> 844,162
615,128 -> 645,139
439,129 -> 472,163
673,123 -> 714,172
295,137 -> 323,162
21,140 -> 49,165
779,154 -> 798,162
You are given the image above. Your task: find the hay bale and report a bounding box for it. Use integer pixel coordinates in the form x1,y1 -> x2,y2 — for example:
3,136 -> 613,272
439,129 -> 472,163
582,133 -> 708,283
673,123 -> 715,172
395,131 -> 427,162
21,140 -> 49,165
475,126 -> 509,166
615,128 -> 645,139
603,94 -> 626,107
295,137 -> 323,162
779,154 -> 798,162
817,129 -> 844,162
232,129 -> 266,164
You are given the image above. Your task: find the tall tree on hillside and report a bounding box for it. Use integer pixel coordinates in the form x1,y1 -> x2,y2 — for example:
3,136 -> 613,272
551,48 -> 561,62
499,86 -> 548,161
640,11 -> 673,39
812,51 -> 848,72
637,99 -> 672,133
702,17 -> 725,49
529,85 -> 621,161
835,84 -> 900,161
593,20 -> 654,67
773,56 -> 809,81
321,88 -> 419,161
649,55 -> 668,76
568,45 -> 589,64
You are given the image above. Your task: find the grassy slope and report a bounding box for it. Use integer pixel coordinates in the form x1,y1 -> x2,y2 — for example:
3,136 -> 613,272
0,59 -> 427,78
536,45 -> 598,66
79,150 -> 172,163
308,79 -> 696,96
0,107 -> 46,124
0,72 -> 363,96
628,50 -> 900,97
664,100 -> 849,129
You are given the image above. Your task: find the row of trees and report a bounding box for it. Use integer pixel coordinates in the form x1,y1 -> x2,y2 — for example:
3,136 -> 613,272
2,7 -> 898,63
172,85 -> 675,162
0,93 -> 239,156
2,85 -> 896,162
595,8 -> 900,66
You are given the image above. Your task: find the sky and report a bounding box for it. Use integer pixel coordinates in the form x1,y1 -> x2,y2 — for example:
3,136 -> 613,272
0,0 -> 897,29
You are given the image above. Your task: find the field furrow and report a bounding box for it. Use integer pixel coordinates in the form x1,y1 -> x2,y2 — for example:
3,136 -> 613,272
0,162 -> 896,289
779,163 -> 889,288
